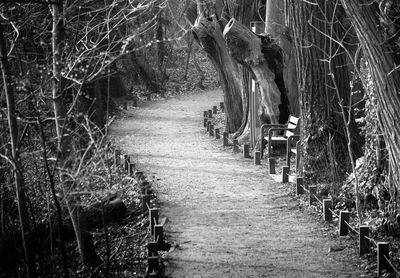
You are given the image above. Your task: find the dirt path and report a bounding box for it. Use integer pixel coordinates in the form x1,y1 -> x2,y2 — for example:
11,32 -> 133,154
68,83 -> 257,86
109,89 -> 368,278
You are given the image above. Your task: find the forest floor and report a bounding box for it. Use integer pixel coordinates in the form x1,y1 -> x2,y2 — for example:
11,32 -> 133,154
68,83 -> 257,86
109,89 -> 372,278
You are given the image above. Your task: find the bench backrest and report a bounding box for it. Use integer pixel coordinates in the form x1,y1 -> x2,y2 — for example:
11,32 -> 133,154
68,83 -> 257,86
284,116 -> 300,138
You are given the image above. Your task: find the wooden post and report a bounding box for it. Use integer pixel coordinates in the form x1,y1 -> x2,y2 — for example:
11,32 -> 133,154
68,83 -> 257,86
296,177 -> 304,195
295,141 -> 301,172
154,224 -> 164,247
209,125 -> 214,136
149,208 -> 159,236
254,151 -> 261,165
208,109 -> 212,118
203,111 -> 208,118
269,158 -> 275,174
359,226 -> 370,256
223,132 -> 229,146
213,105 -> 217,114
129,163 -> 135,176
203,118 -> 207,128
282,166 -> 289,183
148,241 -> 158,257
215,128 -> 220,139
207,120 -> 211,132
147,256 -> 158,274
233,139 -> 239,152
377,242 -> 390,275
142,194 -> 151,215
124,154 -> 130,172
309,186 -> 317,205
323,199 -> 332,221
243,144 -> 250,158
114,149 -> 121,167
339,211 -> 350,236
220,102 -> 224,112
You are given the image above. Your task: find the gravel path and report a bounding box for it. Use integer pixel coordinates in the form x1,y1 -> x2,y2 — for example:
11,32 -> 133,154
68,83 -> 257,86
109,89 -> 368,278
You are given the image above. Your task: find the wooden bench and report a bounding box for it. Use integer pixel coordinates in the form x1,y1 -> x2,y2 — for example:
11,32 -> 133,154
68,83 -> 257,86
260,115 -> 300,160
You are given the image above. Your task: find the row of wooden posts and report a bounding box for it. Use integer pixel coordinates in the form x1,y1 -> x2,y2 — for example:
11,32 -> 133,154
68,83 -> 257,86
114,150 -> 164,277
203,103 -> 262,165
204,104 -> 396,276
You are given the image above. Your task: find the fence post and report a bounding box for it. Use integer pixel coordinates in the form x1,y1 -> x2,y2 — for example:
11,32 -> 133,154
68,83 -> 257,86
147,256 -> 158,275
359,225 -> 370,256
208,109 -> 212,118
282,166 -> 289,183
296,177 -> 304,195
149,208 -> 159,236
233,139 -> 239,153
339,211 -> 350,236
154,224 -> 164,248
243,144 -> 250,158
269,158 -> 276,174
254,151 -> 261,165
223,132 -> 228,146
114,149 -> 121,167
309,186 -> 317,205
209,125 -> 214,136
377,242 -> 390,275
323,199 -> 332,221
213,105 -> 217,114
142,194 -> 151,215
215,128 -> 220,139
148,241 -> 158,257
124,154 -> 130,172
129,163 -> 135,176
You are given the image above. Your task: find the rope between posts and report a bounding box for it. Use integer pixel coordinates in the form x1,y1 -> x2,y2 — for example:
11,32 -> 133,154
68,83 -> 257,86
327,207 -> 339,218
344,220 -> 359,235
298,182 -> 310,193
312,194 -> 323,205
364,235 -> 378,247
384,254 -> 400,276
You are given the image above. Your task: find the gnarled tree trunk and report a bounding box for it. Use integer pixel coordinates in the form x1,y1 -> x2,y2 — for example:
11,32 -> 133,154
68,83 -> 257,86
192,14 -> 243,132
223,19 -> 289,125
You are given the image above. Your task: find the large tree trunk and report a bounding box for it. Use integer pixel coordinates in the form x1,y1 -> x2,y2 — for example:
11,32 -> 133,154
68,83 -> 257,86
340,0 -> 400,191
0,23 -> 37,278
287,0 -> 360,181
192,14 -> 243,132
223,19 -> 289,125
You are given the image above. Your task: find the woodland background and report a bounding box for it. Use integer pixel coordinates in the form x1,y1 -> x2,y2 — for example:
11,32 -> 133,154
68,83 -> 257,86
0,0 -> 400,277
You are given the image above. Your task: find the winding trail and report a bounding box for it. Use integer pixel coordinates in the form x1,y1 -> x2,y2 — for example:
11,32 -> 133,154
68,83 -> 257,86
109,89 -> 368,278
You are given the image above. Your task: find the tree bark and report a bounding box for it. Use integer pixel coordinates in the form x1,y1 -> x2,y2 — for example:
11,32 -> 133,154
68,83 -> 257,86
0,23 -> 37,278
340,0 -> 400,191
192,14 -> 243,132
287,0 -> 360,181
223,19 -> 289,125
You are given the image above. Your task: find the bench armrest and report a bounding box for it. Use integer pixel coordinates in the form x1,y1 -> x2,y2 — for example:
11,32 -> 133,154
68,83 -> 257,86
267,128 -> 294,139
260,123 -> 286,137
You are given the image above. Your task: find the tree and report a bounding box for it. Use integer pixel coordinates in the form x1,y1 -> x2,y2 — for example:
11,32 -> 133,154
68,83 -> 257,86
0,23 -> 37,278
340,0 -> 400,196
189,0 -> 244,133
286,0 -> 362,183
